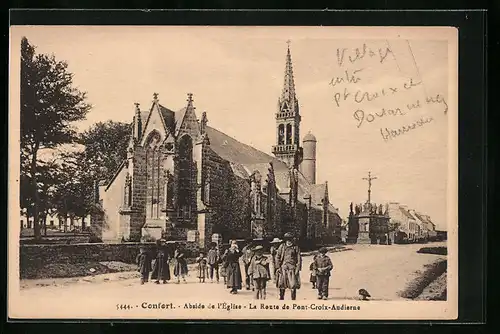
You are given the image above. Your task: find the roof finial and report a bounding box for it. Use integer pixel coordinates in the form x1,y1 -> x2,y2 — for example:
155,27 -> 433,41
286,39 -> 291,49
134,102 -> 140,113
187,92 -> 193,103
153,92 -> 159,102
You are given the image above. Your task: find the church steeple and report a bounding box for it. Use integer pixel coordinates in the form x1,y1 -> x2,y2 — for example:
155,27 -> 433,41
272,40 -> 303,168
280,40 -> 298,109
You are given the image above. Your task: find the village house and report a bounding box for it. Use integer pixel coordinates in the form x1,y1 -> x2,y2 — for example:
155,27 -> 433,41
386,203 -> 417,243
347,200 -> 440,245
414,212 -> 438,241
20,212 -> 91,232
91,44 -> 342,248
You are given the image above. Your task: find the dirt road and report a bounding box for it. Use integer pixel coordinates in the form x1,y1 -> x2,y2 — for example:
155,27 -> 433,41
18,242 -> 447,303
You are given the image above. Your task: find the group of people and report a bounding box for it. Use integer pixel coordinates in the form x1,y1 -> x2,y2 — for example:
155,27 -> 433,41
135,232 -> 334,300
136,240 -> 222,285
223,232 -> 333,301
135,240 -> 189,284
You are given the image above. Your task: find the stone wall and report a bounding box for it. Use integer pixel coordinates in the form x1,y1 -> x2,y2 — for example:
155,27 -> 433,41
19,241 -> 199,279
206,149 -> 252,242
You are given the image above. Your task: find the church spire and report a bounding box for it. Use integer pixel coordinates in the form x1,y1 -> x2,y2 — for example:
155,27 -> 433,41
272,40 -> 303,169
280,40 -> 297,110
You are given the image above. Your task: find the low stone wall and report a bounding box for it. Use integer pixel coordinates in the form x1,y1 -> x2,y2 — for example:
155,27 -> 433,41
20,241 -> 199,279
20,235 -> 92,245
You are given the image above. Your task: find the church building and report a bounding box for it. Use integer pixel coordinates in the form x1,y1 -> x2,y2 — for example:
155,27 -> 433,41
91,44 -> 342,248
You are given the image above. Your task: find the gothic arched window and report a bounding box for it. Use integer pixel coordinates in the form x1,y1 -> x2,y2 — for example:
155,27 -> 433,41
145,131 -> 161,219
177,135 -> 194,220
286,123 -> 292,145
278,124 -> 285,145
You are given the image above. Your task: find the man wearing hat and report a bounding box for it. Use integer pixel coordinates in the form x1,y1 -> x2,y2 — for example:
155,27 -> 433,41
275,232 -> 302,300
313,247 -> 333,300
269,237 -> 282,282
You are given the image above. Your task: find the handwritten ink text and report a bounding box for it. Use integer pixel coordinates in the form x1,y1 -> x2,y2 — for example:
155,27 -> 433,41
425,94 -> 448,113
380,117 -> 434,142
332,78 -> 422,108
329,68 -> 364,87
336,43 -> 394,67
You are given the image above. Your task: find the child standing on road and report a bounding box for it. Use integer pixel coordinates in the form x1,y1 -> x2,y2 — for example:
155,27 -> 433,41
309,254 -> 318,289
173,245 -> 188,284
248,245 -> 270,300
219,244 -> 229,285
196,251 -> 209,283
313,247 -> 333,300
207,242 -> 220,283
136,246 -> 152,285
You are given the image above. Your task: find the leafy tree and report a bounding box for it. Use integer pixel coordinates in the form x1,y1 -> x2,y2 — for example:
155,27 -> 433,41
20,36 -> 91,240
49,121 -> 131,229
78,121 -> 132,182
36,160 -> 60,235
50,152 -> 90,232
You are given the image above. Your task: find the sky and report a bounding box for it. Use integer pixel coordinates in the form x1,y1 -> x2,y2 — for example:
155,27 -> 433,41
10,26 -> 456,230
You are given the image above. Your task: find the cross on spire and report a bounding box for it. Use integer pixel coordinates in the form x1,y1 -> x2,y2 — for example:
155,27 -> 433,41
286,39 -> 291,48
362,171 -> 377,204
187,92 -> 193,102
153,92 -> 159,101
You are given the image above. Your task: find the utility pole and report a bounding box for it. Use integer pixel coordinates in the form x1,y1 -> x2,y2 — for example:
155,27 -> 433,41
362,171 -> 377,204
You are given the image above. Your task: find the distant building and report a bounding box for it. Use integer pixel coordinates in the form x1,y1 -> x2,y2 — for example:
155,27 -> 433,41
385,202 -> 441,244
20,212 -> 91,231
347,200 -> 441,245
436,230 -> 447,241
415,213 -> 438,240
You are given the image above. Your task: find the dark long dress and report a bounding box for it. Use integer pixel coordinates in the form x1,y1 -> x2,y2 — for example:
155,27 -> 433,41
173,249 -> 188,277
151,248 -> 171,281
136,251 -> 152,283
225,248 -> 243,290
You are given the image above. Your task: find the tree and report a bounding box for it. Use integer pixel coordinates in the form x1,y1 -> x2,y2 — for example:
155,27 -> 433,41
49,121 -> 131,229
20,37 -> 91,240
79,121 -> 131,182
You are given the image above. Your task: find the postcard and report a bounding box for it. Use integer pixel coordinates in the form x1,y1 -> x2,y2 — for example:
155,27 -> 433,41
8,25 -> 458,320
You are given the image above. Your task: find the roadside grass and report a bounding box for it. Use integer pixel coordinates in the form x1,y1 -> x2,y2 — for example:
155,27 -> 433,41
21,261 -> 137,280
398,259 -> 447,299
417,246 -> 447,256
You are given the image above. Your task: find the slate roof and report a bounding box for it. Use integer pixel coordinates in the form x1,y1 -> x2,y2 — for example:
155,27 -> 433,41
412,211 -> 426,223
417,213 -> 436,227
205,126 -> 284,166
174,106 -> 188,135
204,125 -> 335,212
158,104 -> 176,133
400,207 -> 416,220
